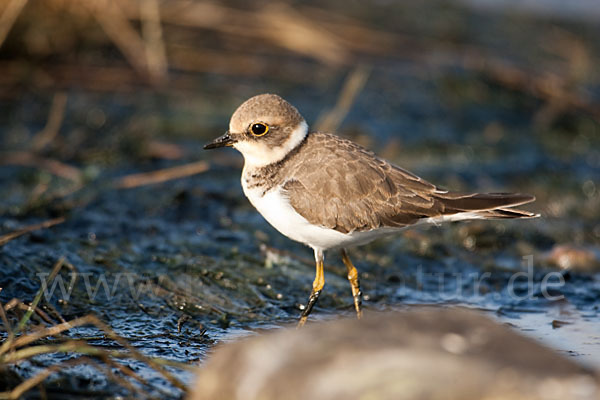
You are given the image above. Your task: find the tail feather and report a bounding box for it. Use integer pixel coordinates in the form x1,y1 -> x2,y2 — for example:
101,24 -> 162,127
434,192 -> 538,220
474,207 -> 540,219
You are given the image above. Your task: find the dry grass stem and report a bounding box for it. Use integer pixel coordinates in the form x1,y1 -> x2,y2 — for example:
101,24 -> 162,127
1,0 -> 595,119
140,0 -> 168,84
316,65 -> 370,132
0,0 -> 28,50
40,301 -> 67,325
84,0 -> 152,82
118,0 -> 348,65
1,314 -> 195,371
14,257 -> 65,334
0,151 -> 83,183
257,4 -> 348,65
144,140 -> 186,160
0,217 -> 65,247
0,309 -> 193,398
8,300 -> 55,325
0,356 -> 157,400
0,358 -> 89,400
470,56 -> 600,121
0,299 -> 13,338
113,160 -> 209,189
10,341 -> 196,371
31,92 -> 68,152
9,316 -> 90,350
73,315 -> 190,390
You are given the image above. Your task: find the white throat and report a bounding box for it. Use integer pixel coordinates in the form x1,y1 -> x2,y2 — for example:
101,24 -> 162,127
234,120 -> 308,169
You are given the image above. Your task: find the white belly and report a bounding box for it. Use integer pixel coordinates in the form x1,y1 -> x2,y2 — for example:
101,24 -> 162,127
241,180 -> 397,251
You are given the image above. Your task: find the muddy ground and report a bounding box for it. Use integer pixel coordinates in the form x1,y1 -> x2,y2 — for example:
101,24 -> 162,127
0,0 -> 599,398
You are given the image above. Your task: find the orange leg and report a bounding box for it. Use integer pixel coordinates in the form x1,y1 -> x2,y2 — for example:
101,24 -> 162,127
341,249 -> 363,319
297,249 -> 325,328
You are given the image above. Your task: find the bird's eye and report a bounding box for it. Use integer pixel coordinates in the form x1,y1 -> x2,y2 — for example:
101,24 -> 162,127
250,123 -> 269,137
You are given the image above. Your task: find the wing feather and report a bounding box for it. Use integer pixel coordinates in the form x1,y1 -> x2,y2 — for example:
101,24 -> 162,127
280,133 -> 536,234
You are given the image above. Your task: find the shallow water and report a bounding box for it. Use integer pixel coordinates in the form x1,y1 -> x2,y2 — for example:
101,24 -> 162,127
1,0 -> 599,397
503,305 -> 600,369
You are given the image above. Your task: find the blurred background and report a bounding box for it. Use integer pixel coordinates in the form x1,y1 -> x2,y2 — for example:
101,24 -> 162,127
0,0 -> 599,398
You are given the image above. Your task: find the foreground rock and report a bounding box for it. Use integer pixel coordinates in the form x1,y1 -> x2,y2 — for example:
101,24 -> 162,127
190,307 -> 598,400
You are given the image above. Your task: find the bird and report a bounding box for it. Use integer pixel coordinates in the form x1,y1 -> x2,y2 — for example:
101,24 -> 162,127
204,93 -> 538,327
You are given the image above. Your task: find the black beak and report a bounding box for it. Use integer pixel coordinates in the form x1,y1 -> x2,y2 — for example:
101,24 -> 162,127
204,131 -> 236,150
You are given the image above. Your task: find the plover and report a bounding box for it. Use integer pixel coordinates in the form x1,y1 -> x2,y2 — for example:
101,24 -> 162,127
204,94 -> 537,326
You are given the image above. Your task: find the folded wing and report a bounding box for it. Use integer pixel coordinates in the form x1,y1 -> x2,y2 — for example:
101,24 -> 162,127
283,133 -> 537,234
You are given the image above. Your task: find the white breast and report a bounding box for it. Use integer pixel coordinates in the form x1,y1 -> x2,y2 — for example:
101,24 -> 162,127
241,179 -> 400,251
